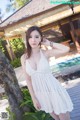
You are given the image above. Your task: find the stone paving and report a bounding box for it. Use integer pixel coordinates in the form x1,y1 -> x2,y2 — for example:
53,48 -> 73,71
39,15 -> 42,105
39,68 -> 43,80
62,78 -> 80,120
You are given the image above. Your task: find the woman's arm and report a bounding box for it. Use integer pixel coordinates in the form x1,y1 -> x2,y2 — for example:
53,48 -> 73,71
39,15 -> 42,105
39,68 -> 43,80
41,39 -> 70,58
20,55 -> 41,110
20,55 -> 36,100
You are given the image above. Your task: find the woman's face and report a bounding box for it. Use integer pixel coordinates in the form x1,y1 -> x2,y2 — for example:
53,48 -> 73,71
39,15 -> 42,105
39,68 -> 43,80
28,30 -> 41,48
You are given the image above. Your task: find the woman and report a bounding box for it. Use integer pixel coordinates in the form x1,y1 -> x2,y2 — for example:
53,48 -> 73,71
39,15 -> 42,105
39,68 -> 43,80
21,26 -> 73,120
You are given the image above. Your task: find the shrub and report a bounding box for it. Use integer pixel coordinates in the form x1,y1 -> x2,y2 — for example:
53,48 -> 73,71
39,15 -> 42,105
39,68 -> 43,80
10,38 -> 25,58
10,57 -> 21,68
0,39 -> 6,53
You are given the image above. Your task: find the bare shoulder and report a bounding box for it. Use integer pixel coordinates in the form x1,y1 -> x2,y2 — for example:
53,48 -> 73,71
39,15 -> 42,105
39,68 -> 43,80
41,49 -> 49,60
20,53 -> 28,65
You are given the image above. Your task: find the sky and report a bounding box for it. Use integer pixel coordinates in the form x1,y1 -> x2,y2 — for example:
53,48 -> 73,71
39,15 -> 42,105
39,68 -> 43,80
0,0 -> 14,21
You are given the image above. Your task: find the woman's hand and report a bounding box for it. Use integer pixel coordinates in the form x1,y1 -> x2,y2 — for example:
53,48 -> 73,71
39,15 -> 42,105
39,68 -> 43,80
41,38 -> 50,46
32,97 -> 41,111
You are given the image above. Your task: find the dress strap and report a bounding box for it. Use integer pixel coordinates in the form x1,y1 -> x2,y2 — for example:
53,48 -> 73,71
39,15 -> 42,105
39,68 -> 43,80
39,49 -> 43,57
40,49 -> 45,58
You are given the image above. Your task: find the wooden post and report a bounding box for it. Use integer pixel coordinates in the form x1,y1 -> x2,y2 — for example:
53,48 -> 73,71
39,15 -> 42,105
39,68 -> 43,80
6,40 -> 16,60
69,19 -> 80,52
58,20 -> 66,39
21,33 -> 26,48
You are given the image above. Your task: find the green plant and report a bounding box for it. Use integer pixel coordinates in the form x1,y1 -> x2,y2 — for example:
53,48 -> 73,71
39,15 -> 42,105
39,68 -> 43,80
23,111 -> 52,120
20,88 -> 35,112
0,39 -> 6,53
1,94 -> 8,100
10,57 -> 21,68
6,106 -> 16,120
10,38 -> 25,58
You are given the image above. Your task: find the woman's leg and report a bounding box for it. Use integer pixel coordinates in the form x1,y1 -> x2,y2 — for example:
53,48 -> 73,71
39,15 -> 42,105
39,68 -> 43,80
50,111 -> 60,120
59,111 -> 71,120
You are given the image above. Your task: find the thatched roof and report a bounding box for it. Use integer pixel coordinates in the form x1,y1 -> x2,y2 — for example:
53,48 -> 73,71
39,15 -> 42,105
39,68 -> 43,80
0,0 -> 60,28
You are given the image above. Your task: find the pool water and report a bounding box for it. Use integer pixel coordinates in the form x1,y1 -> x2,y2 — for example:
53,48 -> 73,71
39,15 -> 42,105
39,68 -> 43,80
58,56 -> 80,69
50,56 -> 80,76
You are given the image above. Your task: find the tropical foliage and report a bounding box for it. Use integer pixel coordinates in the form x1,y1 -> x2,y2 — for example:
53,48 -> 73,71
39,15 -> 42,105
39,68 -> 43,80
0,38 -> 6,53
9,38 -> 25,67
0,38 -> 25,68
6,0 -> 30,12
9,38 -> 25,58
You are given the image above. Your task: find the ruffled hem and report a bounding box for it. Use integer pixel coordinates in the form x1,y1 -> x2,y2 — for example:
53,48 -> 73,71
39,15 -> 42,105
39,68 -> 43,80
43,106 -> 74,115
35,90 -> 74,115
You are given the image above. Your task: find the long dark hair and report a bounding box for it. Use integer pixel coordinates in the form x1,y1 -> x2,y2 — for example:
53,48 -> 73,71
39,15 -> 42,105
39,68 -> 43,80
25,26 -> 43,58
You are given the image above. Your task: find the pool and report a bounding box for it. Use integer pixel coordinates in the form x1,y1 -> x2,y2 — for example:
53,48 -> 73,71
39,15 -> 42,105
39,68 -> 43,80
50,56 -> 80,77
58,56 -> 80,69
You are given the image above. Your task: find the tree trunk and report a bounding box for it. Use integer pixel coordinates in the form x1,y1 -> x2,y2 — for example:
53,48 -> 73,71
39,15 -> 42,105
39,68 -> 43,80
0,50 -> 30,120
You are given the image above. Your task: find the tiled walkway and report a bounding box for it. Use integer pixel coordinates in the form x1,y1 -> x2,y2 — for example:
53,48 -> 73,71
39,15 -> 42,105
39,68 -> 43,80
62,79 -> 80,120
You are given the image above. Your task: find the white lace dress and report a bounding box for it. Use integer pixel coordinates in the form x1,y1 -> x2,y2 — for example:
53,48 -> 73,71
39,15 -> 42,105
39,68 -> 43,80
25,49 -> 73,115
